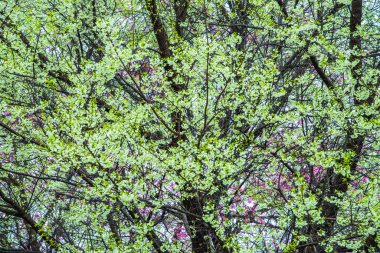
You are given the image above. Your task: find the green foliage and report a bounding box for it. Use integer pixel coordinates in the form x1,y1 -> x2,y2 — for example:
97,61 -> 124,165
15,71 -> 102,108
0,0 -> 379,252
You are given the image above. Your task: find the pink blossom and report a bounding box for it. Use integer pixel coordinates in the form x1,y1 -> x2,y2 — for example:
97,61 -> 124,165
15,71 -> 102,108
361,177 -> 369,183
256,180 -> 266,188
257,217 -> 265,224
33,212 -> 41,219
118,69 -> 127,78
152,179 -> 161,187
273,173 -> 292,192
47,156 -> 55,163
244,198 -> 257,215
168,181 -> 176,191
8,152 -> 15,162
356,165 -> 365,171
246,198 -> 256,208
304,174 -> 311,183
173,223 -> 187,240
302,165 -> 324,183
3,111 -> 10,116
313,165 -> 324,182
139,207 -> 152,216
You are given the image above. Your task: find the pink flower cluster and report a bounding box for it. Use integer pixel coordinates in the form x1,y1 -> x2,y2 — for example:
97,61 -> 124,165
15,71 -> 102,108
272,171 -> 293,193
0,152 -> 15,163
302,165 -> 324,183
173,223 -> 188,241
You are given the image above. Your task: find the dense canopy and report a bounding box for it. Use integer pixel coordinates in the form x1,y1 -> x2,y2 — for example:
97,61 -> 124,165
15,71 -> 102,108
0,0 -> 380,252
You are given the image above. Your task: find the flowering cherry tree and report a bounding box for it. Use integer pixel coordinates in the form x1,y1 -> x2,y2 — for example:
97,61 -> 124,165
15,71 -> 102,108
0,0 -> 379,252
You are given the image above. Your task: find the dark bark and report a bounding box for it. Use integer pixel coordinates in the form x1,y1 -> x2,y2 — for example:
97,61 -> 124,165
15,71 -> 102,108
145,0 -> 172,58
144,1 -> 229,251
174,0 -> 188,37
182,197 -> 230,253
0,190 -> 59,251
298,0 -> 379,251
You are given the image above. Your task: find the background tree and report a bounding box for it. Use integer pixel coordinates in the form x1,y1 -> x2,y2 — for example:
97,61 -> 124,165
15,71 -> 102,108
0,0 -> 379,252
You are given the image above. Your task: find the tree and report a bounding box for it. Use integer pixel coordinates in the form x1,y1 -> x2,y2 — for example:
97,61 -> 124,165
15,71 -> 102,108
0,0 -> 379,252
